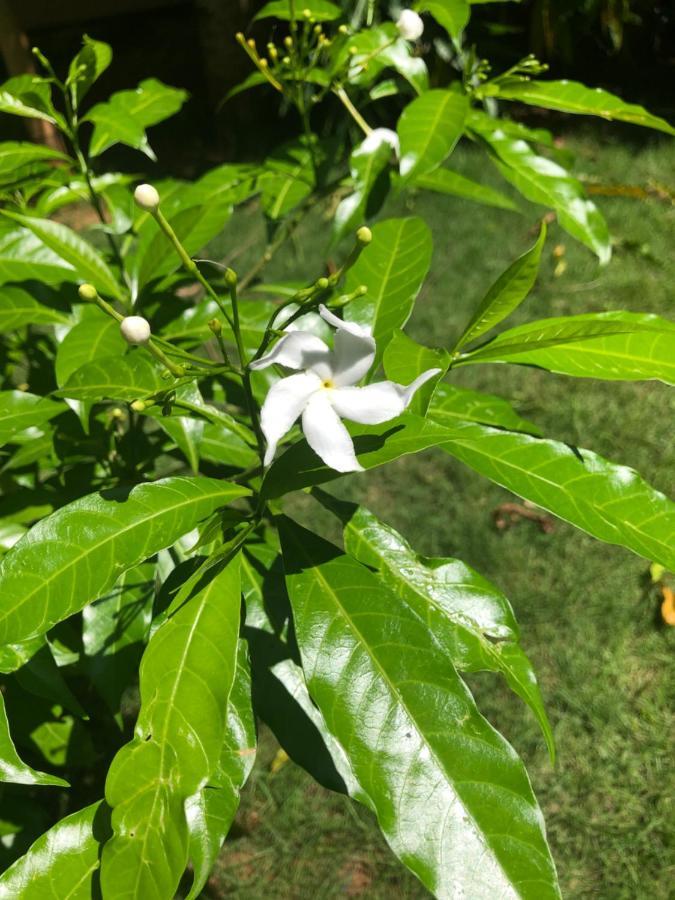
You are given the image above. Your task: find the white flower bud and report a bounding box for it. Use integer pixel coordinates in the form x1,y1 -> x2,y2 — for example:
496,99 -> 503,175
396,9 -> 424,41
134,183 -> 160,210
120,316 -> 151,345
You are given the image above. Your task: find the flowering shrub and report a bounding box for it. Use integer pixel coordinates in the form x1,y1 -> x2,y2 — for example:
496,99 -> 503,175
0,2 -> 672,898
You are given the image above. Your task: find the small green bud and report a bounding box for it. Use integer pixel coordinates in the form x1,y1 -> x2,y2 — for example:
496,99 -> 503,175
315,276 -> 329,290
284,36 -> 293,49
130,399 -> 147,412
302,8 -> 311,17
224,268 -> 238,288
208,317 -> 222,336
356,225 -> 372,244
355,284 -> 368,296
338,24 -> 349,35
78,283 -> 98,301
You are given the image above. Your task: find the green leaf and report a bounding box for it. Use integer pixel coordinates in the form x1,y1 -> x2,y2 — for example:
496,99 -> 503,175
428,382 -> 542,435
66,35 -> 113,105
454,221 -> 546,351
82,562 -> 154,713
0,476 -> 249,644
416,166 -> 519,211
334,137 -> 392,242
0,691 -> 68,787
254,0 -> 342,21
0,286 -> 69,330
0,801 -> 110,898
184,640 -> 256,900
0,210 -> 123,299
398,89 -> 469,181
344,217 -> 433,369
0,75 -> 59,124
382,330 -> 449,414
152,384 -> 205,473
483,79 -> 675,136
261,139 -> 315,220
55,314 -> 125,387
58,352 -> 165,402
416,0 -> 470,38
101,554 -> 242,899
316,493 -> 554,759
279,517 -> 560,899
0,392 -> 64,449
84,78 -> 188,159
341,25 -> 428,95
458,312 -> 675,384
0,141 -> 69,176
0,222 -> 85,287
469,112 -> 610,263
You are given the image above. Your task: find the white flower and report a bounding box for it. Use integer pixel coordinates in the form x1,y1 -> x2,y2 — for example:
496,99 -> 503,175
250,305 -> 441,472
396,9 -> 424,41
134,183 -> 160,210
120,316 -> 151,345
359,128 -> 400,160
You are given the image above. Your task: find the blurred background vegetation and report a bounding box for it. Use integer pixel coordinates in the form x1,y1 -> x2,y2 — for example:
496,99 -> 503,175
1,1 -> 673,897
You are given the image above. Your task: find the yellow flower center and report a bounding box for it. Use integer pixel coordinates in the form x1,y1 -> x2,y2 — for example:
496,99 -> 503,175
322,378 -> 335,389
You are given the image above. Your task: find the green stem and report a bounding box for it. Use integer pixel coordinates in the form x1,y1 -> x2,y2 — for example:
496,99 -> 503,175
333,85 -> 372,135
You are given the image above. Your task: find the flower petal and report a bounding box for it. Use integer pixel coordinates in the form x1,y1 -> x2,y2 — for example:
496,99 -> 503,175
260,372 -> 322,466
302,391 -> 364,473
330,368 -> 442,424
249,331 -> 331,376
319,305 -> 375,386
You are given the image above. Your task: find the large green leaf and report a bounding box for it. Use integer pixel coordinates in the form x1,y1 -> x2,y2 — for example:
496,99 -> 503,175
184,640 -> 257,900
469,112 -> 610,263
261,140 -> 315,220
55,315 -> 125,387
344,217 -> 433,369
0,691 -> 67,787
254,0 -> 342,20
0,801 -> 110,898
0,223 -> 84,287
66,35 -> 113,105
397,89 -> 469,181
0,392 -> 64,449
0,142 -> 69,176
0,476 -> 249,645
101,554 -> 242,899
0,75 -> 60,124
84,78 -> 188,159
382,329 -> 449,414
416,167 -> 519,211
333,137 -> 392,241
342,24 -> 428,94
279,517 -> 560,899
316,493 -> 554,759
483,79 -> 675,136
0,210 -> 123,299
454,222 -> 546,351
416,0 -> 470,38
428,382 -> 542,435
0,285 -> 69,330
58,352 -> 165,402
459,312 -> 675,384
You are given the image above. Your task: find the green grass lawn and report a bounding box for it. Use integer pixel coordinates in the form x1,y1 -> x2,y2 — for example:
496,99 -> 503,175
205,125 -> 675,899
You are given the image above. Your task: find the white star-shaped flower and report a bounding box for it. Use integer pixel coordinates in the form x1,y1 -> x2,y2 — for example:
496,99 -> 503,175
250,305 -> 441,472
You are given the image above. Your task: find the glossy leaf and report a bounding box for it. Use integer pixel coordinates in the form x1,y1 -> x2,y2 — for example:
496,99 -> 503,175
184,640 -> 257,900
0,142 -> 69,176
0,801 -> 110,899
333,138 -> 392,241
483,79 -> 675,136
55,315 -> 125,387
459,312 -> 675,384
0,392 -> 64,449
454,222 -> 546,351
261,140 -> 315,220
416,166 -> 519,211
416,0 -> 470,38
152,384 -> 205,473
66,36 -> 113,105
254,0 -> 342,20
0,691 -> 67,787
0,223 -> 82,287
85,78 -> 188,159
0,75 -> 59,124
101,554 -> 242,899
279,517 -> 560,899
316,493 -> 554,759
343,25 -> 428,94
469,112 -> 610,263
0,210 -> 123,299
398,89 -> 469,181
344,217 -> 433,369
58,352 -> 165,402
0,476 -> 249,644
428,382 -> 542,435
382,329 -> 449,414
0,285 -> 69,330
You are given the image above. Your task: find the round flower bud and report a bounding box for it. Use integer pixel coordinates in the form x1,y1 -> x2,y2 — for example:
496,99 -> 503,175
78,283 -> 98,301
316,276 -> 329,290
396,9 -> 424,41
133,183 -> 160,211
120,316 -> 151,345
356,225 -> 372,244
130,399 -> 147,412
